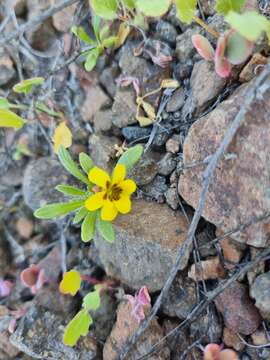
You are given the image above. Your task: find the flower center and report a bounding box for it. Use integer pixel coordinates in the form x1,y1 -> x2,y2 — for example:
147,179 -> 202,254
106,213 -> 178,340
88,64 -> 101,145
104,181 -> 122,201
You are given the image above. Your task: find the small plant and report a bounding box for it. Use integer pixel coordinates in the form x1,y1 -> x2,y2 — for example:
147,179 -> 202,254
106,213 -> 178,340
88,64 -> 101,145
34,144 -> 143,243
59,269 -> 103,346
203,344 -> 238,360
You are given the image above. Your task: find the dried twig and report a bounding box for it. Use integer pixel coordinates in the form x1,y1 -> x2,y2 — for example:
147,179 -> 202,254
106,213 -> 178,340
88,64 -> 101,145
0,0 -> 80,47
117,63 -> 270,360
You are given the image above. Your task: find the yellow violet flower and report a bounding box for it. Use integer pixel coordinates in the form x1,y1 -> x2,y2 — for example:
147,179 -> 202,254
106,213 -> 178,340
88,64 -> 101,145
85,164 -> 136,221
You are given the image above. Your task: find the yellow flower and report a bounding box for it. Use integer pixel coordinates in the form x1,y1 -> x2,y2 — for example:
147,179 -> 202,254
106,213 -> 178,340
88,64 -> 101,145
85,164 -> 136,221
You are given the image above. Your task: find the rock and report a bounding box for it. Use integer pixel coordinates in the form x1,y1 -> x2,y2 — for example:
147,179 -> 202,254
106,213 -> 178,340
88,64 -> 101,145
250,272 -> 270,321
155,20 -> 178,45
179,79 -> 270,247
175,60 -> 193,80
93,109 -> 113,132
162,273 -> 197,319
103,301 -> 170,360
182,60 -> 226,117
81,84 -> 111,122
215,282 -> 261,335
94,200 -> 191,292
122,126 -> 152,143
166,88 -> 185,112
100,65 -> 120,98
190,307 -> 222,344
223,327 -> 245,352
175,27 -> 200,62
0,51 -> 15,86
239,53 -> 268,83
13,0 -> 27,16
200,0 -> 216,15
10,305 -> 98,359
165,187 -> 179,210
52,2 -> 77,32
16,217 -> 34,239
0,330 -> 20,359
247,247 -> 265,285
152,122 -> 173,147
112,88 -> 137,127
219,233 -> 246,269
158,153 -> 177,176
128,152 -> 160,186
207,14 -> 229,36
23,157 -> 69,211
196,226 -> 217,258
166,134 -> 181,154
141,175 -> 168,203
188,256 -> 226,281
88,133 -> 120,172
251,327 -> 269,346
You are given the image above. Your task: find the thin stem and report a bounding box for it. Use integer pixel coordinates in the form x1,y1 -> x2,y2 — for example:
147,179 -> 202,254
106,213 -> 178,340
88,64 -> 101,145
193,15 -> 220,38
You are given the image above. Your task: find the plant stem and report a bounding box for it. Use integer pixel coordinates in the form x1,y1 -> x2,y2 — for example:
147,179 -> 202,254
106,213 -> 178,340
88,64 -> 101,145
193,15 -> 220,38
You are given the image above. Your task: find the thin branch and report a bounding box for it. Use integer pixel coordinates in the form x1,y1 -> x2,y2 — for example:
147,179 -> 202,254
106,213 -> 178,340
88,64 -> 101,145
118,63 -> 270,360
0,0 -> 80,47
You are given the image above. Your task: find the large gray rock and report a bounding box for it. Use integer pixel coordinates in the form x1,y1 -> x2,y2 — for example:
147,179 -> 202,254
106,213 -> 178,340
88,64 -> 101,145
94,200 -> 191,292
250,272 -> 270,321
179,78 -> 270,247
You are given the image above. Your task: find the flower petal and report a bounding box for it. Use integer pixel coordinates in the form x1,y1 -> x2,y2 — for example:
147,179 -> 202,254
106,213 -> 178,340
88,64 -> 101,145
101,200 -> 118,221
114,196 -> 131,214
112,164 -> 126,184
88,167 -> 110,189
120,179 -> 137,195
85,192 -> 105,211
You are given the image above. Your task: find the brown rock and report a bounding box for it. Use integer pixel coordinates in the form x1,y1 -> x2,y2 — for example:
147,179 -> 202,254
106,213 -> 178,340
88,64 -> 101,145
166,134 -> 181,154
93,109 -> 113,132
188,256 -> 226,281
16,218 -> 34,239
219,233 -> 246,269
239,53 -> 268,83
103,301 -> 170,360
251,327 -> 268,346
0,331 -> 20,360
81,85 -> 110,122
112,88 -> 137,128
166,88 -> 185,113
0,52 -> 15,86
247,247 -> 266,285
223,327 -> 245,352
94,200 -> 191,292
179,79 -> 270,247
52,2 -> 77,32
215,282 -> 261,335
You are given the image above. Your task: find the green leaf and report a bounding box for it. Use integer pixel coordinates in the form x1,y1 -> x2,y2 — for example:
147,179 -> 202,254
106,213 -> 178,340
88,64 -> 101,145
0,109 -> 25,129
225,31 -> 253,65
97,214 -> 115,243
122,0 -> 136,8
117,145 -> 143,171
81,212 -> 97,242
55,184 -> 87,197
63,309 -> 92,347
215,0 -> 245,15
0,97 -> 10,109
73,207 -> 88,224
13,77 -> 44,94
136,0 -> 171,16
102,36 -> 117,48
79,153 -> 94,174
99,25 -> 110,42
83,290 -> 101,311
175,0 -> 197,23
90,0 -> 117,20
226,11 -> 270,42
35,101 -> 61,117
85,48 -> 100,72
58,145 -> 89,185
92,14 -> 101,40
71,26 -> 96,45
34,200 -> 84,219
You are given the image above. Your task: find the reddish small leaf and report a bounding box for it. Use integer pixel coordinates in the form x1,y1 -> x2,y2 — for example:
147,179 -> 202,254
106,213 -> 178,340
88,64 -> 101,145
192,34 -> 215,61
20,264 -> 46,294
215,57 -> 232,78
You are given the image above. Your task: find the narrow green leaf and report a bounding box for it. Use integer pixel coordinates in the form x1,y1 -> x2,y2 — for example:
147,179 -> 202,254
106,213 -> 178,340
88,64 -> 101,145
71,26 -> 96,45
215,0 -> 245,15
81,212 -> 97,242
90,0 -> 118,20
0,109 -> 26,129
85,48 -> 99,72
73,207 -> 88,224
99,25 -> 110,42
92,14 -> 101,40
102,36 -> 117,48
55,184 -> 87,197
13,77 -> 44,94
63,309 -> 92,347
34,200 -> 84,219
58,145 -> 89,185
226,11 -> 269,42
97,214 -> 115,243
0,97 -> 10,109
79,153 -> 94,174
83,290 -> 101,311
35,102 -> 61,117
136,0 -> 171,16
117,145 -> 143,171
175,0 -> 197,24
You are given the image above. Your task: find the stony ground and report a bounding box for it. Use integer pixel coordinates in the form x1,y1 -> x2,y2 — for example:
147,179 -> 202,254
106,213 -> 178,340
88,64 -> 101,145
0,0 -> 270,359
